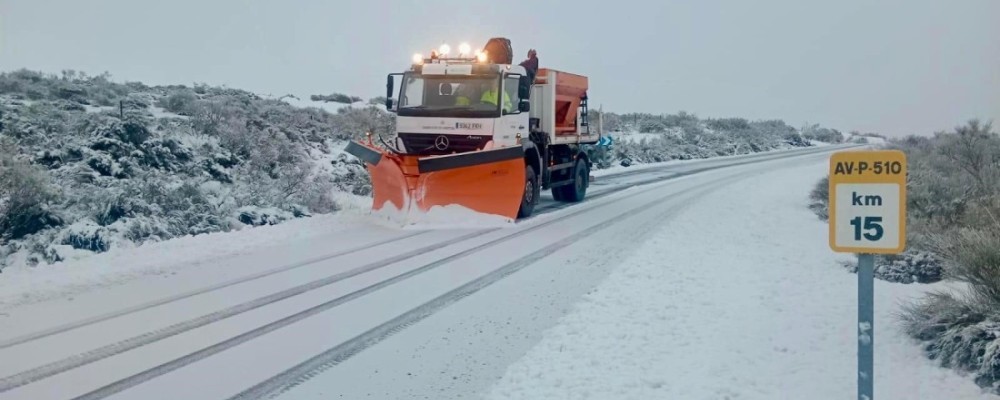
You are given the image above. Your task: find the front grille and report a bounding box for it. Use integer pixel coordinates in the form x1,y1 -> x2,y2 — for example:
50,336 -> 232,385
398,133 -> 491,156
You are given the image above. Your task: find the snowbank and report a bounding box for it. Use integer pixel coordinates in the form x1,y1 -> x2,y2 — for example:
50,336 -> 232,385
485,159 -> 995,399
370,202 -> 515,230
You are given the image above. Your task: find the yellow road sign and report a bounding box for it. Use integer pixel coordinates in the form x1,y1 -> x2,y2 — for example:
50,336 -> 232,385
828,150 -> 907,254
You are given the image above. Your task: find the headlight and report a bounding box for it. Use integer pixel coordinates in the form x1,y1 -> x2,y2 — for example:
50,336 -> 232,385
476,51 -> 488,63
458,42 -> 471,55
438,44 -> 450,56
412,53 -> 423,64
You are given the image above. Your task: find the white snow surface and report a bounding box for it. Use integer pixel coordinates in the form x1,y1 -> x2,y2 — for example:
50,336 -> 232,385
0,212 -> 371,311
485,160 -> 996,399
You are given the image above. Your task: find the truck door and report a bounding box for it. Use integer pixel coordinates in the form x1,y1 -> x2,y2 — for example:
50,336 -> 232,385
496,74 -> 529,149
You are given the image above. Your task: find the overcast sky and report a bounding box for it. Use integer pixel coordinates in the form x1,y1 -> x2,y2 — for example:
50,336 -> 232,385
1,0 -> 997,137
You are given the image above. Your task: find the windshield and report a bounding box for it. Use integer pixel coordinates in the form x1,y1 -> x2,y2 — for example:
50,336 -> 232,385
397,73 -> 502,117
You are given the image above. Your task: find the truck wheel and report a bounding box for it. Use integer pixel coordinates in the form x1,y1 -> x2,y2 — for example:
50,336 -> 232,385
563,160 -> 589,202
551,183 -> 565,201
517,165 -> 538,218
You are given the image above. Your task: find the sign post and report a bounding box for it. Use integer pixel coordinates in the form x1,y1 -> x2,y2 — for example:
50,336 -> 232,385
828,150 -> 907,400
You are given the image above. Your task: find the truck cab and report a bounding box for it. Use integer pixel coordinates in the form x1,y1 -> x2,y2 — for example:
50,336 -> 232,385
390,62 -> 531,155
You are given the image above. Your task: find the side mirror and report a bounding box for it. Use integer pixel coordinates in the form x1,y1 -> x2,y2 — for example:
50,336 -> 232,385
518,76 -> 531,99
385,73 -> 401,112
518,100 -> 530,113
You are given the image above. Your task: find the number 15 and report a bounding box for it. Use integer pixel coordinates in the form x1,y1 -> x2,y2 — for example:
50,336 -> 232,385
850,216 -> 883,241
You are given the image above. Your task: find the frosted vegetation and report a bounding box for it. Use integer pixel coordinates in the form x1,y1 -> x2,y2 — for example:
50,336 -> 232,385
0,69 -> 389,267
1,69 -> 838,268
811,120 -> 1000,393
583,111 -> 825,168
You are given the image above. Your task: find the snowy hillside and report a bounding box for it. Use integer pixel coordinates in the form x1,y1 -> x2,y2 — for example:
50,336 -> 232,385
586,112 -> 834,168
0,70 -> 389,268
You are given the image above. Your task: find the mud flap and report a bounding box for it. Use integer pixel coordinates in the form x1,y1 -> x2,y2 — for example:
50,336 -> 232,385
344,141 -> 527,221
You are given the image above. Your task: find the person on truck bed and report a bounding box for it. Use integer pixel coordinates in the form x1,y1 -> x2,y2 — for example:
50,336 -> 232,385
519,49 -> 538,83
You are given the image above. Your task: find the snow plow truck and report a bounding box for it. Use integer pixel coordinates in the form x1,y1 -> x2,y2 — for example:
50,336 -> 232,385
345,38 -> 598,221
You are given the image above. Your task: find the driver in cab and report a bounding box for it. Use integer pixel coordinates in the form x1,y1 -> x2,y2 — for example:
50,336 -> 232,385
455,81 -> 511,112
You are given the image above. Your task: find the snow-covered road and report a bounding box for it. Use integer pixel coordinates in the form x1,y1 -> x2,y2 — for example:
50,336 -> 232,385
4,144 -> 988,400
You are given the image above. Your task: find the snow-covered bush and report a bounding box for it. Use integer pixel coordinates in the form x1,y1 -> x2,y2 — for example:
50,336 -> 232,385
311,93 -> 363,104
330,153 -> 372,196
902,227 -> 1000,393
158,89 -> 199,116
801,123 -> 844,143
902,292 -> 1000,393
841,250 -> 943,284
808,175 -> 829,221
0,139 -> 62,241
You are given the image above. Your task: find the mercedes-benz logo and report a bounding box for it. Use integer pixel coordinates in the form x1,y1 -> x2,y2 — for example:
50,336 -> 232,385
434,135 -> 450,150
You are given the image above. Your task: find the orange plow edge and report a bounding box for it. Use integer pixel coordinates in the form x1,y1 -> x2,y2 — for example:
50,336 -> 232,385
344,141 -> 526,222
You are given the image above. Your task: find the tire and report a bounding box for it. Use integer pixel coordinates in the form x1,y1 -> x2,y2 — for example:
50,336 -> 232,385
517,164 -> 538,219
562,160 -> 589,202
551,184 -> 565,201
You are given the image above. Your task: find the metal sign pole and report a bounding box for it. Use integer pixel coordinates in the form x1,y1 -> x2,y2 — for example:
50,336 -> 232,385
858,253 -> 875,400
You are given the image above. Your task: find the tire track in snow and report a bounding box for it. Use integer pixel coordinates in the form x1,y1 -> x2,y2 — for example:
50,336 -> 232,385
0,230 -> 428,351
0,230 -> 492,393
226,170 -> 753,400
66,162 -> 757,400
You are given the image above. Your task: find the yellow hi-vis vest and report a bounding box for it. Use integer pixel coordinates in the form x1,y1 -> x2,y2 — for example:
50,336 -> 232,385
480,89 -> 512,112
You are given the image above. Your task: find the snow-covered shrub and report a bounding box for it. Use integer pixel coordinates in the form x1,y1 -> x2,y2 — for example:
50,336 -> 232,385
638,120 -> 666,133
0,140 -> 62,240
237,206 -> 294,226
333,105 -> 395,139
584,145 -> 613,169
706,117 -> 751,131
58,220 -> 111,252
841,250 -> 943,284
158,89 -> 199,116
330,153 -> 372,196
902,290 -> 1000,394
801,123 -> 844,143
808,175 -> 829,220
311,93 -> 363,104
122,92 -> 154,110
140,138 -> 193,170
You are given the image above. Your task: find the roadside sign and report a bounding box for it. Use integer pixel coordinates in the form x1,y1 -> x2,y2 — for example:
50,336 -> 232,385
828,149 -> 907,400
828,150 -> 907,254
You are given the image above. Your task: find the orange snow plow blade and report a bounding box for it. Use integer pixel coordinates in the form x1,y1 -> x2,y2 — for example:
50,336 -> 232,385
345,141 -> 525,221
